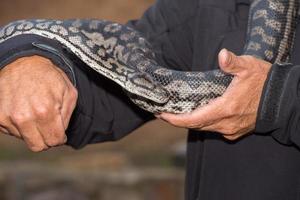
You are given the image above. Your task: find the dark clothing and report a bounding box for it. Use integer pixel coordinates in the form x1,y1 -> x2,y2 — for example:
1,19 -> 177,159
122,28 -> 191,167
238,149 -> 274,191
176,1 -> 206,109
1,0 -> 300,199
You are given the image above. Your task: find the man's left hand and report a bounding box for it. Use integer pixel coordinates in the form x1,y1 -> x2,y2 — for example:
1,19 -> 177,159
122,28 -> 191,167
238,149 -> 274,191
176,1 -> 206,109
158,49 -> 272,140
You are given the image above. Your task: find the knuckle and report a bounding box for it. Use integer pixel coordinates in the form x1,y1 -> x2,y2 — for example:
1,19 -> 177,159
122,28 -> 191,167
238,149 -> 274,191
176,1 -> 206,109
46,136 -> 65,147
45,131 -> 66,147
223,107 -> 233,117
230,135 -> 239,141
69,89 -> 78,104
30,144 -> 47,152
221,128 -> 235,136
53,102 -> 62,111
45,139 -> 58,147
225,103 -> 239,117
187,121 -> 200,129
10,112 -> 32,125
34,104 -> 51,119
230,56 -> 238,66
223,131 -> 240,141
70,87 -> 78,99
222,131 -> 231,136
224,136 -> 235,141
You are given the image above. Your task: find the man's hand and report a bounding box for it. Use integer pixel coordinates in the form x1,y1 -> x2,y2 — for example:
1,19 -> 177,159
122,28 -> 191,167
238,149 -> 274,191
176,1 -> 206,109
0,56 -> 78,152
158,49 -> 272,140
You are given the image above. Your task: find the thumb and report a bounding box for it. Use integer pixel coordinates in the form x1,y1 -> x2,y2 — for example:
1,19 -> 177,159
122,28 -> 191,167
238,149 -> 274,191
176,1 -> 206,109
218,49 -> 244,75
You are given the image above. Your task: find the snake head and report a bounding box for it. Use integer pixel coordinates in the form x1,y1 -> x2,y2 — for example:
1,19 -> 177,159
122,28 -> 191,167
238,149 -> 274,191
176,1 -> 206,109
125,72 -> 170,104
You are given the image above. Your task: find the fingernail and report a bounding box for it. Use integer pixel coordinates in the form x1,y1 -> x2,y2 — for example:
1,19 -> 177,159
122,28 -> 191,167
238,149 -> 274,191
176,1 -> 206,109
222,49 -> 230,65
221,48 -> 228,53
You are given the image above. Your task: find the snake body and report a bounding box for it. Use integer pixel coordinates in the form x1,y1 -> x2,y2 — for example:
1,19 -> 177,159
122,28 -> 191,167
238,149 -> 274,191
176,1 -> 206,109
0,0 -> 299,113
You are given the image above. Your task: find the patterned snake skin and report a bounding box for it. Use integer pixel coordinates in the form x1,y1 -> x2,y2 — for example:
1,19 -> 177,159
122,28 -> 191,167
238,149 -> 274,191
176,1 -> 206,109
0,0 -> 299,113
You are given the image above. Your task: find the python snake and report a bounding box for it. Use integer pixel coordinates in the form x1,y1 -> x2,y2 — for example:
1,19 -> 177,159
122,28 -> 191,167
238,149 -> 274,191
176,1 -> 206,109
0,0 -> 299,113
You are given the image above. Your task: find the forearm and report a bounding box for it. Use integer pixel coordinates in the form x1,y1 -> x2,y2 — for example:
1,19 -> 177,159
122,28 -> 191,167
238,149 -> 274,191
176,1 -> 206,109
0,0 -> 196,148
0,34 -> 152,149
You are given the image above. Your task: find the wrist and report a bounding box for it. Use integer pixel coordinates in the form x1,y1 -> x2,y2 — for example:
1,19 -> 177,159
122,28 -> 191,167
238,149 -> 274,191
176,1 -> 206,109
0,34 -> 76,85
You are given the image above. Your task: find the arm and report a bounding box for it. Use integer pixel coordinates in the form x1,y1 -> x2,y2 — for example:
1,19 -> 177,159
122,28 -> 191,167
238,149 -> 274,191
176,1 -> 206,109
0,33 -> 153,150
0,0 -> 196,150
160,15 -> 300,147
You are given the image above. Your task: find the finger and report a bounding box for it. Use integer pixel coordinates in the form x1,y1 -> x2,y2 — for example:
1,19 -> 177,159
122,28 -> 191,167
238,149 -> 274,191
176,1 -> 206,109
0,126 -> 9,135
1,124 -> 22,138
223,134 -> 242,141
200,123 -> 237,137
160,98 -> 225,128
0,117 -> 22,138
55,67 -> 78,129
37,114 -> 67,147
60,87 -> 78,130
198,123 -> 222,133
15,121 -> 49,152
218,49 -> 246,75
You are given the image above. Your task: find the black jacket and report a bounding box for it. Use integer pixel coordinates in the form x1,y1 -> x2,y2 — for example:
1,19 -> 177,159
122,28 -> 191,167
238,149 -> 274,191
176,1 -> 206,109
1,0 -> 300,199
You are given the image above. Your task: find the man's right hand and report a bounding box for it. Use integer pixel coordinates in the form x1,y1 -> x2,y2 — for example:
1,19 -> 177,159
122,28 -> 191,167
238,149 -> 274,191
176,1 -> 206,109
0,56 -> 78,152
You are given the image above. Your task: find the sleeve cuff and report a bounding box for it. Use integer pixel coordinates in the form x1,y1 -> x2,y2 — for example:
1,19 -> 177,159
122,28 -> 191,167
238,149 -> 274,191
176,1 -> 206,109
0,34 -> 76,85
255,63 -> 300,146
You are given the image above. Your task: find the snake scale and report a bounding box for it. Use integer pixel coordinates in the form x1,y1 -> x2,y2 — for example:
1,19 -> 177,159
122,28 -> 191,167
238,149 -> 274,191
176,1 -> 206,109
0,0 -> 299,113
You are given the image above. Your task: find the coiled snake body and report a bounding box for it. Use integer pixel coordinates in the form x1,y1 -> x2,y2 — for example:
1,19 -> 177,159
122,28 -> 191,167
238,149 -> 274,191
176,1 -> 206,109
0,0 -> 299,113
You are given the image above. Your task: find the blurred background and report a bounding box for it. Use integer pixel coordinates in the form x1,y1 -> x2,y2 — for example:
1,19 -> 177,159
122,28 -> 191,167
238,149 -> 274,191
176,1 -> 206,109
0,0 -> 187,200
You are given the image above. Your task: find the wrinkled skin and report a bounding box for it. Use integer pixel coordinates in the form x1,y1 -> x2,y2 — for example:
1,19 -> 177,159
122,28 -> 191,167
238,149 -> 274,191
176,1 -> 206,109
0,56 -> 78,152
158,49 -> 272,140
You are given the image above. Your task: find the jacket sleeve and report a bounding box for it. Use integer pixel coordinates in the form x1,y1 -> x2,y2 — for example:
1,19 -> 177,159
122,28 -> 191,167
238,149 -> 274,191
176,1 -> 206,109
255,63 -> 300,148
255,14 -> 300,147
